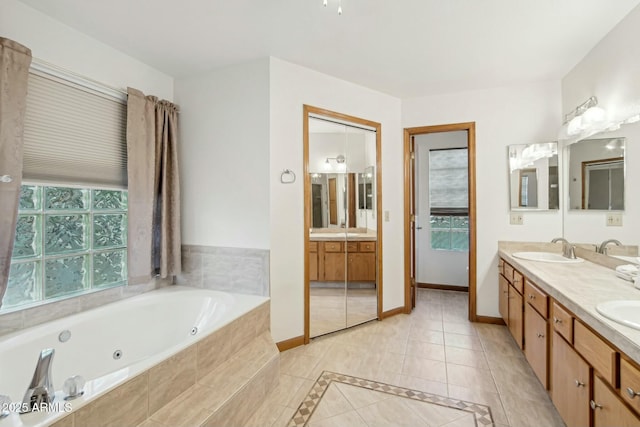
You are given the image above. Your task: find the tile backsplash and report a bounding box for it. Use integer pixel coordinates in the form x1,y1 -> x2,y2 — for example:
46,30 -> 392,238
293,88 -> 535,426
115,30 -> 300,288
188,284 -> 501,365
178,245 -> 270,297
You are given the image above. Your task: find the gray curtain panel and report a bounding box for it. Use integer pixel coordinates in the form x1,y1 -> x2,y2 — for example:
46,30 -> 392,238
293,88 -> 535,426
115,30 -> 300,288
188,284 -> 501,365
0,38 -> 32,308
126,88 -> 181,283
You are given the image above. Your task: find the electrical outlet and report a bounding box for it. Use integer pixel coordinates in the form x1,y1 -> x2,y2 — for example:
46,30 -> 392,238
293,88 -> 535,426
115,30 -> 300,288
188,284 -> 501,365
510,213 -> 524,225
606,213 -> 623,227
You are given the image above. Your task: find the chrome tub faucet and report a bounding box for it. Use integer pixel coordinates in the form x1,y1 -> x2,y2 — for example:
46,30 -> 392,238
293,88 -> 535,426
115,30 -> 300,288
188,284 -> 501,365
21,348 -> 55,413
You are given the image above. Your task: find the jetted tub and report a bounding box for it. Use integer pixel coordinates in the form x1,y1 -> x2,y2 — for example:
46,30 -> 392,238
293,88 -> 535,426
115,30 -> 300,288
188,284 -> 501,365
0,286 -> 269,427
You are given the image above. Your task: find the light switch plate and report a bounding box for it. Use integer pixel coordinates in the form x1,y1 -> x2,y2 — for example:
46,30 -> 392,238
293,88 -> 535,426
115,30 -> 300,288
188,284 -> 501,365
606,213 -> 623,226
510,213 -> 524,225
384,211 -> 390,222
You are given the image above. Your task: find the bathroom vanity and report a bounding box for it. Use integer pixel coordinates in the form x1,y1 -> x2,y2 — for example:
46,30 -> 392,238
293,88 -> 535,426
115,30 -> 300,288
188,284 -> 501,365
498,243 -> 640,427
309,234 -> 377,282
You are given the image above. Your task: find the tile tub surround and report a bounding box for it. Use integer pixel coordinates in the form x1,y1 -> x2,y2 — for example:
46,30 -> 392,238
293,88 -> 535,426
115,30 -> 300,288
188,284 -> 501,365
48,301 -> 278,427
499,241 -> 640,365
287,371 -> 493,427
0,277 -> 170,337
179,245 -> 270,296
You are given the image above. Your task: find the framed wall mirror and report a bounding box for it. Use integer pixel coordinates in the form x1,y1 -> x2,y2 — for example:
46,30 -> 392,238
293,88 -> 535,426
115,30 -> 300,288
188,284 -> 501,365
508,142 -> 559,210
568,137 -> 625,210
304,105 -> 382,342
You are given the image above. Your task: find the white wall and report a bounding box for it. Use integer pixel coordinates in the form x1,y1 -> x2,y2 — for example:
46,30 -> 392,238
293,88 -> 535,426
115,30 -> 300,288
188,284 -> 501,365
0,0 -> 173,100
415,131 -> 469,287
174,59 -> 271,249
269,57 -> 403,342
561,4 -> 640,248
403,80 -> 563,317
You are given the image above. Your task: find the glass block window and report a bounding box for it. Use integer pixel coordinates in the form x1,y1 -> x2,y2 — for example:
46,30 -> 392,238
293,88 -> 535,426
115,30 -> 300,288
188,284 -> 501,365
429,148 -> 469,252
3,185 -> 127,309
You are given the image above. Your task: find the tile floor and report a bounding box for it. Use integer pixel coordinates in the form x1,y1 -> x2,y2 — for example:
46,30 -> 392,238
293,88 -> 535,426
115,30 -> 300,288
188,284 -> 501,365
243,289 -> 566,427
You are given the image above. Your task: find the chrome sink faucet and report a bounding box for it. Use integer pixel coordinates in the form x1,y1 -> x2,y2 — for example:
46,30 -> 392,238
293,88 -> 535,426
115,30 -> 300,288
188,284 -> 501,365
597,239 -> 622,255
551,238 -> 576,259
21,349 -> 55,413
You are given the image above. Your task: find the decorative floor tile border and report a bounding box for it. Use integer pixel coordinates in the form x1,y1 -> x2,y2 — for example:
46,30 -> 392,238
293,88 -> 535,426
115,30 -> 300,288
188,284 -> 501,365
287,371 -> 494,427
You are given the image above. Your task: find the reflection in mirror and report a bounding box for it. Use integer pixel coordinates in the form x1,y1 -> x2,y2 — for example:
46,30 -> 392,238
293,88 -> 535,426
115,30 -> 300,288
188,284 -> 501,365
568,137 -> 625,210
508,142 -> 559,210
307,113 -> 379,338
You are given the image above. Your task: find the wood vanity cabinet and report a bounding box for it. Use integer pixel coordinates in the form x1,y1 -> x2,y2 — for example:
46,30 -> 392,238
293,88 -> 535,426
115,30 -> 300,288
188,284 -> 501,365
312,240 -> 376,282
551,331 -> 591,427
498,256 -> 640,427
507,285 -> 523,350
500,259 -> 524,349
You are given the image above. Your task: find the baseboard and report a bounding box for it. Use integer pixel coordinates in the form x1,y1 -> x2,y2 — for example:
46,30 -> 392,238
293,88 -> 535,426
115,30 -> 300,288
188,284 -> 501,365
380,306 -> 406,319
276,335 -> 305,352
417,282 -> 468,292
475,315 -> 505,325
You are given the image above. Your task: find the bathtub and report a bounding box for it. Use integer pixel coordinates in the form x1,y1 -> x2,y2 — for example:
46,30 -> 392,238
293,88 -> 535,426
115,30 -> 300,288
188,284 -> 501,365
0,286 -> 270,427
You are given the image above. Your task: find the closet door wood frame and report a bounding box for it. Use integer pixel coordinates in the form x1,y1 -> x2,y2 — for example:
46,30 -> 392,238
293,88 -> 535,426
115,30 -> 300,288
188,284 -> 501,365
303,105 -> 383,344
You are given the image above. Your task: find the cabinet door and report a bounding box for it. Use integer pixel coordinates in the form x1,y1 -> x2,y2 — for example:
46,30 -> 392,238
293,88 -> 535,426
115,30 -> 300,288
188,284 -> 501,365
508,285 -> 523,349
323,253 -> 345,281
592,375 -> 640,427
348,253 -> 376,282
309,252 -> 318,281
552,332 -> 590,427
499,274 -> 509,323
525,303 -> 548,388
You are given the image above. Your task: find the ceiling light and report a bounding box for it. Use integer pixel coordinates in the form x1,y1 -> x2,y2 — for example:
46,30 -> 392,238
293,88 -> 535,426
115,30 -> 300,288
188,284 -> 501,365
323,0 -> 343,15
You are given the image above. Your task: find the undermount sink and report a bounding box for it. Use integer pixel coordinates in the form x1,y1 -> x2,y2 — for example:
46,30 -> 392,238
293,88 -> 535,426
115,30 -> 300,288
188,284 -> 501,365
310,232 -> 361,238
512,251 -> 584,264
596,300 -> 640,330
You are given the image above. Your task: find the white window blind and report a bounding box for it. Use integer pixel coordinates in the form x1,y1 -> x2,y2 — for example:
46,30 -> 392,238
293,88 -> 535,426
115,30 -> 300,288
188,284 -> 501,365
23,72 -> 127,187
429,148 -> 468,211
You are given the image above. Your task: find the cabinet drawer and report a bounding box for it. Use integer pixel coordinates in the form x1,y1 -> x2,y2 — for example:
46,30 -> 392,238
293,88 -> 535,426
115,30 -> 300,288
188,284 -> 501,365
552,302 -> 573,343
524,279 -> 548,319
346,242 -> 358,252
512,270 -> 524,294
503,263 -> 514,283
309,241 -> 318,252
359,241 -> 376,252
620,358 -> 640,414
574,320 -> 617,386
324,242 -> 342,252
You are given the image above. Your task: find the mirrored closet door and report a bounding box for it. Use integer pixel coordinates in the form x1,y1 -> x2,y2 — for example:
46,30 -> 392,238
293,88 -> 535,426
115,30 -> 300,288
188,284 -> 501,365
304,106 -> 381,340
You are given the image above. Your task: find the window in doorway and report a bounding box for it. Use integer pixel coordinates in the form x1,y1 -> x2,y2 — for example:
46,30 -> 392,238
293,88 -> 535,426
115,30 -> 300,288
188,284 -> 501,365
429,148 -> 468,251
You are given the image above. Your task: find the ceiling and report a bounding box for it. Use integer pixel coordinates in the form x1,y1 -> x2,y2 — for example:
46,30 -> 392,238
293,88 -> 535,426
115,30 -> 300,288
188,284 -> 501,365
19,0 -> 640,98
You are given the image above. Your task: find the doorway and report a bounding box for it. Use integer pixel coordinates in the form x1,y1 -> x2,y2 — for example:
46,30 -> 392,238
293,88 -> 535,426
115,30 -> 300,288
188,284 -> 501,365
403,123 -> 477,321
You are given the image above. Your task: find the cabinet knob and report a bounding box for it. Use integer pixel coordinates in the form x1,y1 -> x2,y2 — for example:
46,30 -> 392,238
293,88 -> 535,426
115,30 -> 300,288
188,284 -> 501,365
590,400 -> 602,410
537,333 -> 545,338
575,380 -> 585,387
627,387 -> 640,399
528,294 -> 535,300
553,317 -> 562,324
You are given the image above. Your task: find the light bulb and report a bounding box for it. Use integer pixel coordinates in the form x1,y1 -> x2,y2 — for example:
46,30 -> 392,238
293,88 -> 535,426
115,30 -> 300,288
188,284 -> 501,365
625,114 -> 640,124
567,116 -> 583,136
323,0 -> 327,6
338,5 -> 342,14
582,106 -> 606,125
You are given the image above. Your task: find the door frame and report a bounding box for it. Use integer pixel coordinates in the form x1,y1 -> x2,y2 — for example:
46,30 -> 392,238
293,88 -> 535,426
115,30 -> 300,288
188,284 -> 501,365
403,122 -> 477,321
303,104 -> 383,344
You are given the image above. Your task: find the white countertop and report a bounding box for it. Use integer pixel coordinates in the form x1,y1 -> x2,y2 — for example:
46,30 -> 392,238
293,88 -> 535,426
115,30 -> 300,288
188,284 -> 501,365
498,241 -> 640,365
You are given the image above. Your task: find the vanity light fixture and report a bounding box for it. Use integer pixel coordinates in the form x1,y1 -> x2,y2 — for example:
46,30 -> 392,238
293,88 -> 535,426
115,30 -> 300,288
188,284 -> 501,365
323,154 -> 346,171
563,96 -> 606,137
323,0 -> 343,15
